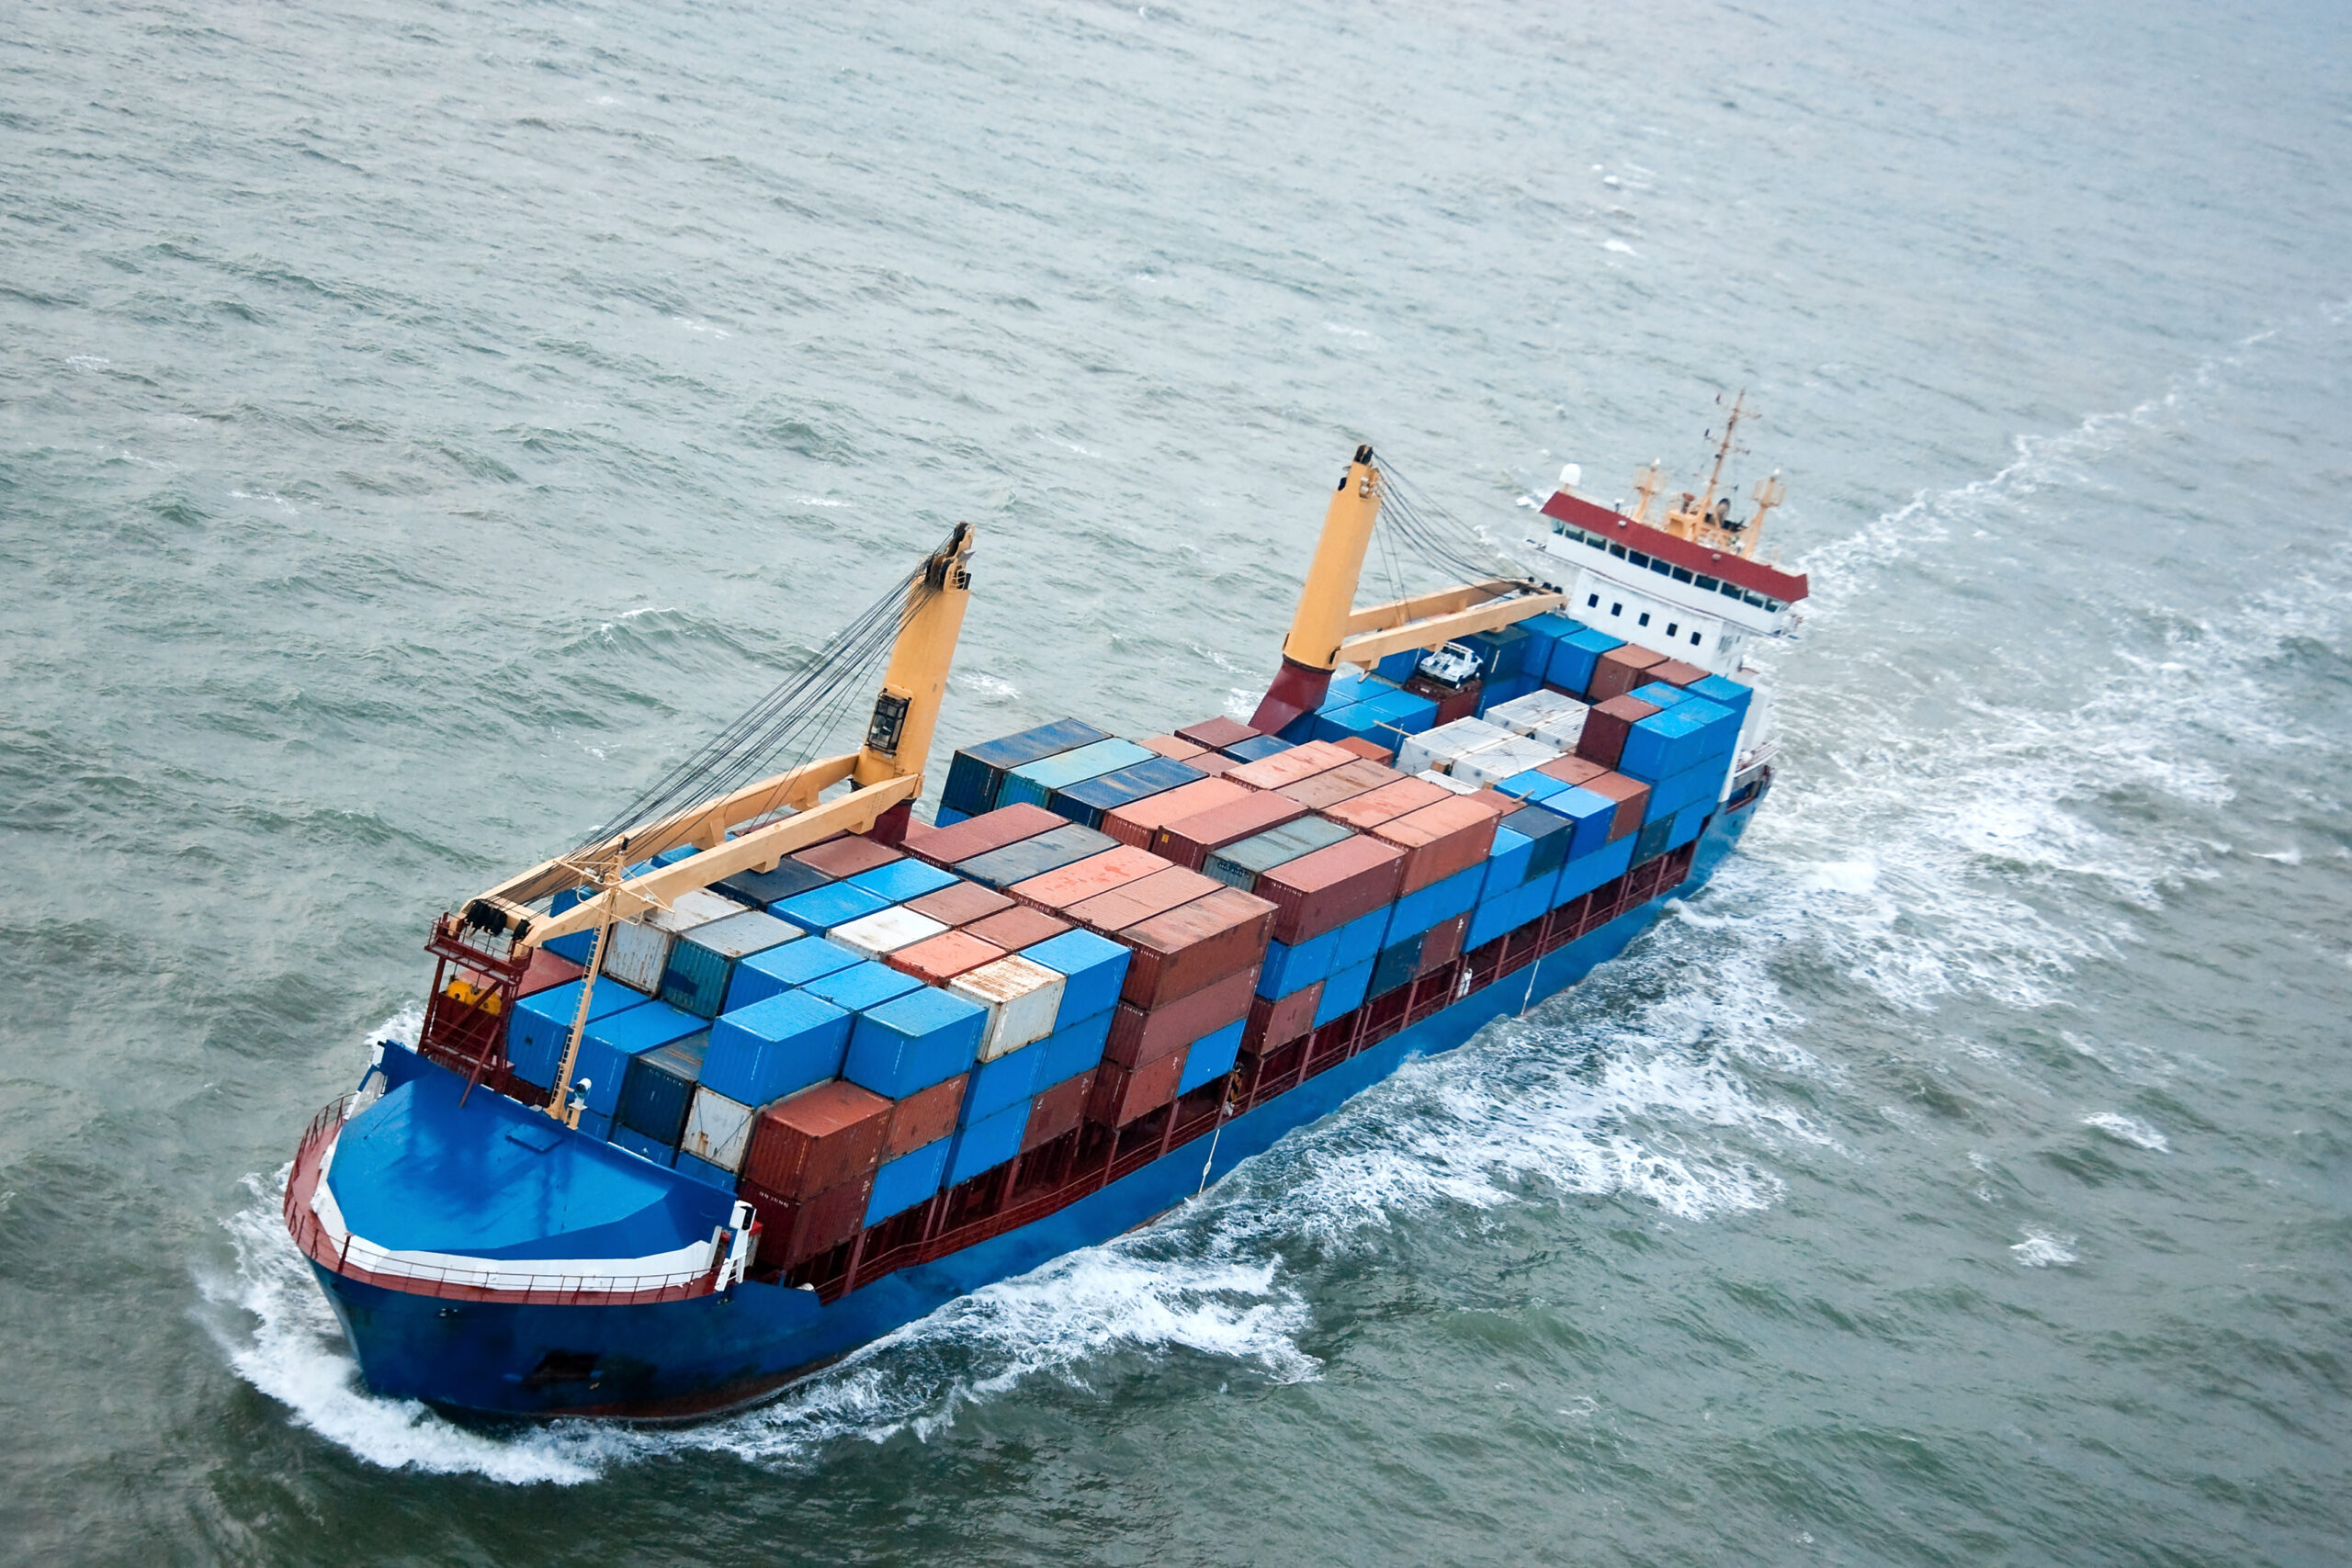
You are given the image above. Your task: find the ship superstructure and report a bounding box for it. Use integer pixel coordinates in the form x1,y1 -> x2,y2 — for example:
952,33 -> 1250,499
284,431 -> 1807,1419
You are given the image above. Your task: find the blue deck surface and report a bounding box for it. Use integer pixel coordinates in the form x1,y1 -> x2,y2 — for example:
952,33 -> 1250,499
315,798 -> 1755,1417
328,1067 -> 730,1263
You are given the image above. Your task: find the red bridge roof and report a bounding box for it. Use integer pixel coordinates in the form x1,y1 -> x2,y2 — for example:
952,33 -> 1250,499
1540,491 -> 1809,604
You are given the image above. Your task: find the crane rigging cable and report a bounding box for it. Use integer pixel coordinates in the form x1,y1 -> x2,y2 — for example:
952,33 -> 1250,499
568,538 -> 948,859
1374,458 -> 1541,594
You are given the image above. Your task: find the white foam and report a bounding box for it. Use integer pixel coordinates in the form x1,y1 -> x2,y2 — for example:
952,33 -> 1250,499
2010,1230 -> 2078,1268
2082,1112 -> 2168,1152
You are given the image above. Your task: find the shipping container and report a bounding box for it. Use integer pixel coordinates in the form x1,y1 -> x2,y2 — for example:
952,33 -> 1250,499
573,1001 -> 710,1119
514,947 -> 584,998
1385,863 -> 1483,940
1576,694 -> 1662,768
1115,887 -> 1277,1007
1577,770 -> 1654,841
1202,815 -> 1353,891
799,958 -> 922,1014
1034,1008 -> 1114,1082
942,717 -> 1115,817
1151,790 -> 1308,870
1686,671 -> 1754,718
1023,928 -> 1132,1030
722,935 -> 861,1013
769,881 -> 895,936
508,978 -> 652,1089
1099,775 -> 1253,851
1275,755 -> 1402,810
1453,737 -> 1560,791
713,857 -> 836,911
1221,735 -> 1295,763
1369,934 -> 1422,997
1319,774 -> 1450,830
1048,755 -> 1204,829
1104,964 -> 1258,1068
1259,927 -> 1340,998
1543,625 -> 1624,694
610,1125 -> 677,1168
752,1173 -> 875,1267
962,905 -> 1071,953
956,821 -> 1121,890
1481,826 -> 1534,900
910,802 -> 1065,868
1139,734 -> 1207,761
1225,739 -> 1356,793
903,879 -> 1015,927
1508,795 -> 1594,868
830,906 -> 952,962
946,1098 -> 1031,1186
702,991 -> 853,1107
998,738 -> 1159,810
842,987 -> 988,1100
673,1152 -> 739,1192
1483,687 -> 1587,739
600,888 -> 741,994
1022,1069 -> 1096,1152
1243,984 -> 1322,1055
1065,864 -> 1224,933
1009,844 -> 1172,913
1586,644 -> 1670,702
1649,657 -> 1710,688
742,1079 -> 893,1199
865,1139 -> 952,1225
1536,753 -> 1610,786
1088,1049 -> 1187,1127
1176,1019 -> 1245,1094
1370,795 -> 1502,893
616,1034 -> 706,1147
1332,903 -> 1393,970
845,857 -> 960,904
793,835 -> 903,880
658,908 -> 801,1019
961,1041 -> 1042,1124
680,1085 -> 756,1171
1315,960 -> 1374,1024
1617,698 -> 1736,783
887,929 -> 1009,986
882,1072 -> 967,1162
1395,716 -> 1516,777
1419,912 -> 1468,972
1173,716 -> 1259,751
1555,833 -> 1638,903
949,954 -> 1066,1060
1255,833 -> 1407,944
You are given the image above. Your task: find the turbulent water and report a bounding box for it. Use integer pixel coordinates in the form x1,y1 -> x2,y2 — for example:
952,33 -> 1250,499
4,0 -> 2348,1562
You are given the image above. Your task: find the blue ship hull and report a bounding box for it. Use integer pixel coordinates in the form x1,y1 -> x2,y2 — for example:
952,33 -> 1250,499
314,802 -> 1754,1419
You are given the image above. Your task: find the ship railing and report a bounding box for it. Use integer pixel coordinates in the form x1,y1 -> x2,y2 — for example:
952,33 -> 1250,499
281,1092 -> 725,1309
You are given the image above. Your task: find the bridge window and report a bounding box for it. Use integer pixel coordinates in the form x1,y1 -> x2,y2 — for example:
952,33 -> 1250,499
1697,574 -> 1719,591
1628,551 -> 1650,569
1637,612 -> 1651,626
1690,630 -> 1702,646
1587,592 -> 1600,608
1666,622 -> 1679,637
1671,567 -> 1693,582
1610,602 -> 1623,617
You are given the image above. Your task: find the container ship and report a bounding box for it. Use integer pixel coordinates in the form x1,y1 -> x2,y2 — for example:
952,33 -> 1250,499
285,424 -> 1807,1418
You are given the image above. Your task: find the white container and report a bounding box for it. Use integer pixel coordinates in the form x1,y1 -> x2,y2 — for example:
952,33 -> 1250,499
601,888 -> 744,993
1395,716 -> 1517,777
682,1086 -> 756,1170
1484,689 -> 1585,739
1454,737 -> 1562,790
1417,768 -> 1482,796
950,954 -> 1067,1061
1531,700 -> 1589,749
831,906 -> 951,960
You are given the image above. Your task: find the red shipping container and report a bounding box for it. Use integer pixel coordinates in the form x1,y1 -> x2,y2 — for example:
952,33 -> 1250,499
1371,795 -> 1502,893
1320,774 -> 1450,830
883,1073 -> 967,1162
1117,887 -> 1276,1007
743,1175 -> 876,1267
1536,753 -> 1608,786
1256,834 -> 1407,944
1103,964 -> 1260,1069
1578,771 -> 1653,841
904,880 -> 1015,926
1243,984 -> 1321,1055
1408,672 -> 1483,725
1139,734 -> 1207,761
1186,752 -> 1244,777
964,906 -> 1070,952
1576,694 -> 1661,769
1586,644 -> 1668,702
1175,716 -> 1260,750
1067,865 -> 1223,933
1418,913 -> 1468,974
909,803 -> 1064,868
888,930 -> 1009,986
1332,735 -> 1396,764
1087,1048 -> 1188,1127
1100,776 -> 1252,849
1225,739 -> 1355,793
1649,658 -> 1709,688
1276,756 -> 1403,810
792,834 -> 902,879
1009,845 -> 1172,913
1152,791 -> 1308,870
515,947 -> 584,998
1021,1068 -> 1096,1152
741,1080 -> 893,1199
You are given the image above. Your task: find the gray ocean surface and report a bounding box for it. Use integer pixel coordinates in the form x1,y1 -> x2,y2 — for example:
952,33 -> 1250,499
3,0 -> 2348,1562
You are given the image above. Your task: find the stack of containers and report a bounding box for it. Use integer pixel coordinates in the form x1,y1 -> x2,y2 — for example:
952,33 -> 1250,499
936,718 -> 1114,826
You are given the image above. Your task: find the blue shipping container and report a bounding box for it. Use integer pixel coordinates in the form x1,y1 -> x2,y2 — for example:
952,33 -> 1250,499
1177,1019 -> 1245,1094
1259,927 -> 1341,998
1035,1008 -> 1113,1082
702,991 -> 852,1107
714,858 -> 834,911
1023,928 -> 1131,1029
945,1099 -> 1030,1187
842,987 -> 988,1100
865,1138 -> 953,1224
574,1002 -> 709,1118
1316,961 -> 1374,1025
998,738 -> 1159,810
800,959 -> 923,1014
509,979 -> 651,1089
942,718 -> 1114,818
1332,905 -> 1391,971
1544,625 -> 1623,694
723,936 -> 862,1013
962,1043 -> 1042,1124
846,857 -> 961,903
